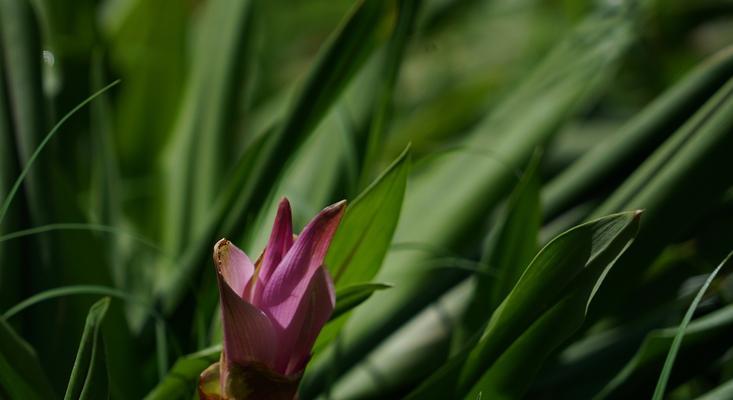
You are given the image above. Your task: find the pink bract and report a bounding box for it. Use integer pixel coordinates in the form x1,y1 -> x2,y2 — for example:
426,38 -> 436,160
212,198 -> 345,395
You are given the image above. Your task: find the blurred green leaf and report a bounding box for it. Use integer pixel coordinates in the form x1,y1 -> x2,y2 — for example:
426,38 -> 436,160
695,378 -> 733,400
332,283 -> 393,321
591,74 -> 733,314
407,211 -> 641,398
543,45 -> 733,218
320,280 -> 473,399
0,316 -> 56,399
0,80 -> 120,226
161,0 -> 400,312
358,0 -> 421,187
320,4 -> 645,394
160,0 -> 255,259
63,297 -> 110,400
0,0 -> 49,230
143,346 -> 221,400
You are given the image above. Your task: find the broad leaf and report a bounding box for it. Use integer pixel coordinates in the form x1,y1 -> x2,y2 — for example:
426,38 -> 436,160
406,211 -> 641,398
327,145 -> 410,288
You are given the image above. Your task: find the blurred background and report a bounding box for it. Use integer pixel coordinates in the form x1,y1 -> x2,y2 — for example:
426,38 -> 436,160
1,0 -> 733,398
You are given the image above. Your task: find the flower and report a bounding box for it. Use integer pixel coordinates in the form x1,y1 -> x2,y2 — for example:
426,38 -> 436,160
199,198 -> 346,400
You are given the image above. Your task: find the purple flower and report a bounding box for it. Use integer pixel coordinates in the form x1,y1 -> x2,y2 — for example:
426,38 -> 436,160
200,199 -> 346,400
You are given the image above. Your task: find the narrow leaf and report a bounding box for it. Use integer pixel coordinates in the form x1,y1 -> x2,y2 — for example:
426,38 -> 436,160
143,346 -> 221,400
64,298 -> 111,400
0,316 -> 56,399
452,151 -> 541,351
332,283 -> 392,321
652,252 -> 732,400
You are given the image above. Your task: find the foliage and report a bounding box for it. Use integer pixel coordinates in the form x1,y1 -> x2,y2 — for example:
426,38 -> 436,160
0,0 -> 732,399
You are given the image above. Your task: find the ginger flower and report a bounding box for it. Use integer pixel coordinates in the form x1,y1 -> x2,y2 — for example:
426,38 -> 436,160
199,199 -> 346,400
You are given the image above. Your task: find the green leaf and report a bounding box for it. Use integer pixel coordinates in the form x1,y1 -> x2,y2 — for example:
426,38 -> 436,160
0,80 -> 120,226
652,252 -> 732,400
301,147 -> 410,394
358,0 -> 421,187
160,0 -> 256,260
543,46 -> 733,218
590,74 -> 733,314
332,283 -> 392,321
327,145 -> 410,288
452,151 -> 542,351
597,303 -> 733,399
0,0 -> 49,229
320,4 -> 644,394
320,280 -> 473,400
406,211 -> 641,399
64,298 -> 111,400
160,0 -> 400,312
695,378 -> 733,400
0,316 -> 56,399
143,346 -> 221,400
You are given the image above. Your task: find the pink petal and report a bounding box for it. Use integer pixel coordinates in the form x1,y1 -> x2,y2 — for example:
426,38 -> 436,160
217,268 -> 277,371
214,239 -> 255,298
275,267 -> 336,375
259,201 -> 345,332
250,198 -> 294,304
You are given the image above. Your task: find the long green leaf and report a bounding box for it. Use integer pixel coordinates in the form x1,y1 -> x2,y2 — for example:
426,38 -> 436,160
160,0 -> 255,260
317,4 -> 644,394
543,45 -> 733,218
452,151 -> 541,352
160,0 -> 400,312
0,316 -> 56,399
64,298 -> 111,400
406,211 -> 641,398
301,146 -> 410,395
358,0 -> 421,187
327,145 -> 410,288
321,280 -> 474,399
0,0 -> 49,229
331,283 -> 392,321
652,252 -> 732,400
591,74 -> 733,314
0,80 -> 120,226
597,303 -> 733,399
143,346 -> 221,400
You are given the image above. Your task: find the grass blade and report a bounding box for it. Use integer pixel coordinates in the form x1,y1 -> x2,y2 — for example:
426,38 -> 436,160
64,298 -> 110,400
651,251 -> 732,400
0,80 -> 120,226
